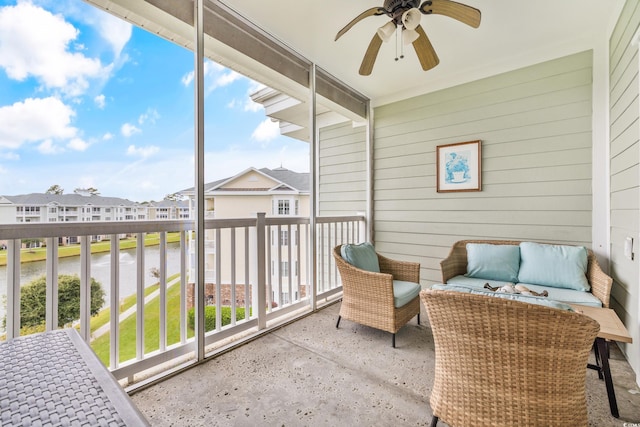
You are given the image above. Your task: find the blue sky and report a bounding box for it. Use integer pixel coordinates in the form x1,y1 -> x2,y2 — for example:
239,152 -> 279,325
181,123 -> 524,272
0,0 -> 310,202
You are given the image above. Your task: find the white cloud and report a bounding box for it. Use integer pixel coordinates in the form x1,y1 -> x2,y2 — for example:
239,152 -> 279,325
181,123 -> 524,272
0,152 -> 19,160
103,132 -> 113,141
38,139 -> 63,154
0,2 -> 106,96
127,145 -> 159,158
251,118 -> 280,144
138,108 -> 159,125
0,97 -> 77,149
181,60 -> 242,93
91,9 -> 131,58
67,137 -> 89,151
94,94 -> 106,109
121,123 -> 141,137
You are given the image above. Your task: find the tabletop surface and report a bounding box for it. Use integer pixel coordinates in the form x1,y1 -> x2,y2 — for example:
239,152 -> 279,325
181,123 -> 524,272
0,328 -> 149,426
569,304 -> 633,343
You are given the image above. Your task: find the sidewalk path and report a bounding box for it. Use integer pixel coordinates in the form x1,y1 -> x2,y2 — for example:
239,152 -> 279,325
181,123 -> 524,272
91,276 -> 182,340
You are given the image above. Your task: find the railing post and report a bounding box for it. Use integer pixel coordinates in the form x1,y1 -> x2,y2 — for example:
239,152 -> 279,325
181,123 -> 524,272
180,231 -> 187,344
159,231 -> 167,352
110,234 -> 120,370
45,237 -> 59,331
6,239 -> 21,339
80,235 -> 91,342
254,213 -> 266,329
136,233 -> 145,360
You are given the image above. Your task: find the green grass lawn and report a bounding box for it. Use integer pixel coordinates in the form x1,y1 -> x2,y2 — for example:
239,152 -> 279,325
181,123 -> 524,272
89,282 -> 162,334
90,277 -> 193,365
0,232 -> 183,266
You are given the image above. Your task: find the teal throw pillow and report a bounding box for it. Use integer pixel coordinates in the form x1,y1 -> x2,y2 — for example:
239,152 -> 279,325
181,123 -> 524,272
517,242 -> 589,291
341,242 -> 380,273
465,243 -> 520,283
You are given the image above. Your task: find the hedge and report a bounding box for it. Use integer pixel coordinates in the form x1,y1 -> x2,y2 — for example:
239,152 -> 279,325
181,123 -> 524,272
187,306 -> 248,332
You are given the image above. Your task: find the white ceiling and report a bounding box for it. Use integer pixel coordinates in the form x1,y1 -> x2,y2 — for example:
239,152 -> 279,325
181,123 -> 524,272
221,0 -> 625,105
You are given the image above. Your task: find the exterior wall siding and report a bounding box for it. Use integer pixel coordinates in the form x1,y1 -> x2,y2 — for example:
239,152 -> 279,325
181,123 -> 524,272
373,51 -> 594,285
609,0 -> 640,380
318,122 -> 367,216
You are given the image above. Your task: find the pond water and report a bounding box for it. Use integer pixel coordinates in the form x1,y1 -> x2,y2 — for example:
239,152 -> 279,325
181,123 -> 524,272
0,242 -> 186,329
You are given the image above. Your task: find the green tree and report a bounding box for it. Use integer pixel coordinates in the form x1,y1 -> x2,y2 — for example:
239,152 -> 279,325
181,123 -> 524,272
45,184 -> 64,194
164,192 -> 184,201
18,274 -> 106,328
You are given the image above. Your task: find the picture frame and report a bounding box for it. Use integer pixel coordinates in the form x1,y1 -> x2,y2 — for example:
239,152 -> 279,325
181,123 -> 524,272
436,140 -> 482,193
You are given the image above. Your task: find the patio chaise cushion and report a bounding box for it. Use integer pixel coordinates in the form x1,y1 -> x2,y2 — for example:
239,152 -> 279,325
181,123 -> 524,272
431,283 -> 574,311
340,242 -> 380,272
446,275 -> 602,307
393,280 -> 422,308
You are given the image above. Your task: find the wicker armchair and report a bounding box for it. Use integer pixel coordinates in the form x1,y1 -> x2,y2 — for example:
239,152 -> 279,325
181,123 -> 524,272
440,239 -> 613,307
333,245 -> 421,347
420,289 -> 600,427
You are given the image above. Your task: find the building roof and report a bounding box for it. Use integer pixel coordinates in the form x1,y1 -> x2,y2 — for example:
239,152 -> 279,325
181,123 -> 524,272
0,193 -> 141,207
181,167 -> 309,195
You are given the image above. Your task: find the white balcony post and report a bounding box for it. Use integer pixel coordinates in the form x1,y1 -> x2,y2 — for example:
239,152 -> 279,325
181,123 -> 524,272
309,63 -> 318,310
136,233 -> 145,360
80,235 -> 91,342
180,231 -> 187,344
6,239 -> 21,339
110,234 -> 120,370
253,213 -> 266,329
45,237 -> 58,331
159,231 -> 167,352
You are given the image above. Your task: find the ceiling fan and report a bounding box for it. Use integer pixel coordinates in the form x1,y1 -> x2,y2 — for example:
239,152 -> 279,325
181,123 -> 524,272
335,0 -> 481,76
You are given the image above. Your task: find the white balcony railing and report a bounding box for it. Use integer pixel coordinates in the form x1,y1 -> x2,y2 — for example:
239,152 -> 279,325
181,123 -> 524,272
1,213 -> 365,389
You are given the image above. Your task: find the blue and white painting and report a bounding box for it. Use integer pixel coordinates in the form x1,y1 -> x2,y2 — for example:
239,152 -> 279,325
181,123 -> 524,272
445,151 -> 471,184
437,140 -> 481,193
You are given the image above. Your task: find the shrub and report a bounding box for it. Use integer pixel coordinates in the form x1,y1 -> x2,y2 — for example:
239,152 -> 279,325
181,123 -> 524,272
187,306 -> 247,332
4,274 -> 106,329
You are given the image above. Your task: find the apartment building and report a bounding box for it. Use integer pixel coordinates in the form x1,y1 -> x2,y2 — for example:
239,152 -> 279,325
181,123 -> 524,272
181,166 -> 310,307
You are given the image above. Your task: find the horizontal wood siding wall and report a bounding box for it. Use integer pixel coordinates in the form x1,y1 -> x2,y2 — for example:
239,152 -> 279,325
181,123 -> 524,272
373,51 -> 593,285
318,122 -> 367,216
609,0 -> 640,378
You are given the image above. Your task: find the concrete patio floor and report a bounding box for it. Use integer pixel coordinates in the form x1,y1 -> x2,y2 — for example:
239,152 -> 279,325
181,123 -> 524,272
131,301 -> 640,426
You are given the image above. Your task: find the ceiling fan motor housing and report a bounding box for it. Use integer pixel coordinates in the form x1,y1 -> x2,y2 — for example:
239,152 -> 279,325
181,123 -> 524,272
384,0 -> 422,24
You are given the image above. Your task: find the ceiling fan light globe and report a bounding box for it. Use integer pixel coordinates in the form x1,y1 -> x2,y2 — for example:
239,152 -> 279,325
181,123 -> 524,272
377,21 -> 397,42
402,28 -> 419,45
402,8 -> 421,31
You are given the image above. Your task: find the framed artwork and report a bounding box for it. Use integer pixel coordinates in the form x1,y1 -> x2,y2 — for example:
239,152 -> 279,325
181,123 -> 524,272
436,140 -> 482,193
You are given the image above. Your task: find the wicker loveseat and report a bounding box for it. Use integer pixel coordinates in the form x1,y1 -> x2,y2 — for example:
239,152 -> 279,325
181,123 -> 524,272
440,240 -> 612,308
333,244 -> 421,347
421,289 -> 600,427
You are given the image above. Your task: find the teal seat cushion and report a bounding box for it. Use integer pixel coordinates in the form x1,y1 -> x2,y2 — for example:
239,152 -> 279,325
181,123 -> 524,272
393,280 -> 421,308
465,243 -> 520,282
518,242 -> 589,291
447,274 -> 514,290
518,283 -> 602,308
431,283 -> 574,311
341,242 -> 380,273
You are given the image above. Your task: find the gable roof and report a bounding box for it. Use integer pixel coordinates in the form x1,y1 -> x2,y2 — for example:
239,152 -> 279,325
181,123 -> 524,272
180,167 -> 309,195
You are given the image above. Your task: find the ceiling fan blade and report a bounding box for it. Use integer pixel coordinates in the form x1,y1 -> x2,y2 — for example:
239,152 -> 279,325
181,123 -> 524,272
359,33 -> 383,76
412,25 -> 440,71
419,0 -> 481,28
335,7 -> 387,41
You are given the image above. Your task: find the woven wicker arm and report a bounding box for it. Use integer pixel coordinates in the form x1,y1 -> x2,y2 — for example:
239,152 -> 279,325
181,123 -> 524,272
421,289 -> 600,427
378,253 -> 420,283
333,245 -> 420,335
587,251 -> 612,308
